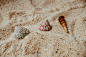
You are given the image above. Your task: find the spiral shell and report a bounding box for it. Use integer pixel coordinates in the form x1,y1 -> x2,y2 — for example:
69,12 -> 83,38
59,16 -> 69,33
38,19 -> 51,31
14,26 -> 30,39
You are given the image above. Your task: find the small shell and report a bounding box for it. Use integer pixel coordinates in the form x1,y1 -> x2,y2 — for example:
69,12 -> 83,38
59,16 -> 69,33
83,19 -> 86,21
38,19 -> 51,31
14,26 -> 30,39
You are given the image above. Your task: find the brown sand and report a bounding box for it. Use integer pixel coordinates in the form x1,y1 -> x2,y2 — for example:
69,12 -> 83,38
0,0 -> 86,57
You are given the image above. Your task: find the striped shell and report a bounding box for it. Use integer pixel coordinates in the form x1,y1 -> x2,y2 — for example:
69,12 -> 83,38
38,19 -> 51,31
59,16 -> 69,33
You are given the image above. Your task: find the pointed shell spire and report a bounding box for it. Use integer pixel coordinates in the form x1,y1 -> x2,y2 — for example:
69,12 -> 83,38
59,16 -> 69,33
38,19 -> 51,31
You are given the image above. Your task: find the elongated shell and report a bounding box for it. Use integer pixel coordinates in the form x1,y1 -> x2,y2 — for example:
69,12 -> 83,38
38,19 -> 51,31
59,16 -> 69,33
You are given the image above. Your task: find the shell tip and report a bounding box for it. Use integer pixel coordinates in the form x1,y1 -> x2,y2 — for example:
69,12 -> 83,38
64,26 -> 69,33
66,30 -> 69,33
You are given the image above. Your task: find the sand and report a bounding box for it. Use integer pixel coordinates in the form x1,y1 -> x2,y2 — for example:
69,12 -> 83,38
0,0 -> 86,57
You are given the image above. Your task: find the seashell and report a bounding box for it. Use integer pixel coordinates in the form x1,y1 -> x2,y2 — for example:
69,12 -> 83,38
83,19 -> 86,21
14,26 -> 30,39
59,16 -> 69,33
38,19 -> 51,31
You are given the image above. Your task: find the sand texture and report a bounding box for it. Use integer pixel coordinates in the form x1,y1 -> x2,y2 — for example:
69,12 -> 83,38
0,0 -> 86,57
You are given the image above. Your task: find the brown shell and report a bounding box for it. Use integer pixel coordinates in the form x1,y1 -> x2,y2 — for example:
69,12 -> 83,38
59,16 -> 69,33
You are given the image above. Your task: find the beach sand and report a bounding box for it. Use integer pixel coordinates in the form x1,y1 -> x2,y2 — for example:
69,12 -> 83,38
0,0 -> 86,57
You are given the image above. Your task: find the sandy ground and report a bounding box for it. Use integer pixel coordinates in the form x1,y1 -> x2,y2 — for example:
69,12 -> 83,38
0,0 -> 86,57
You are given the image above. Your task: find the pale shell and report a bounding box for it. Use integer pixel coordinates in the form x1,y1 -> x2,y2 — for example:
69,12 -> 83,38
14,26 -> 30,39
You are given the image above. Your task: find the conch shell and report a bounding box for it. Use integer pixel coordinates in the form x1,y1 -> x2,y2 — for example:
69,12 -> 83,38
59,16 -> 69,33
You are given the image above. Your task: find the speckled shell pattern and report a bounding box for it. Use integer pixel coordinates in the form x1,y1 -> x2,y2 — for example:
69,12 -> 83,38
38,19 -> 51,31
14,26 -> 30,39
